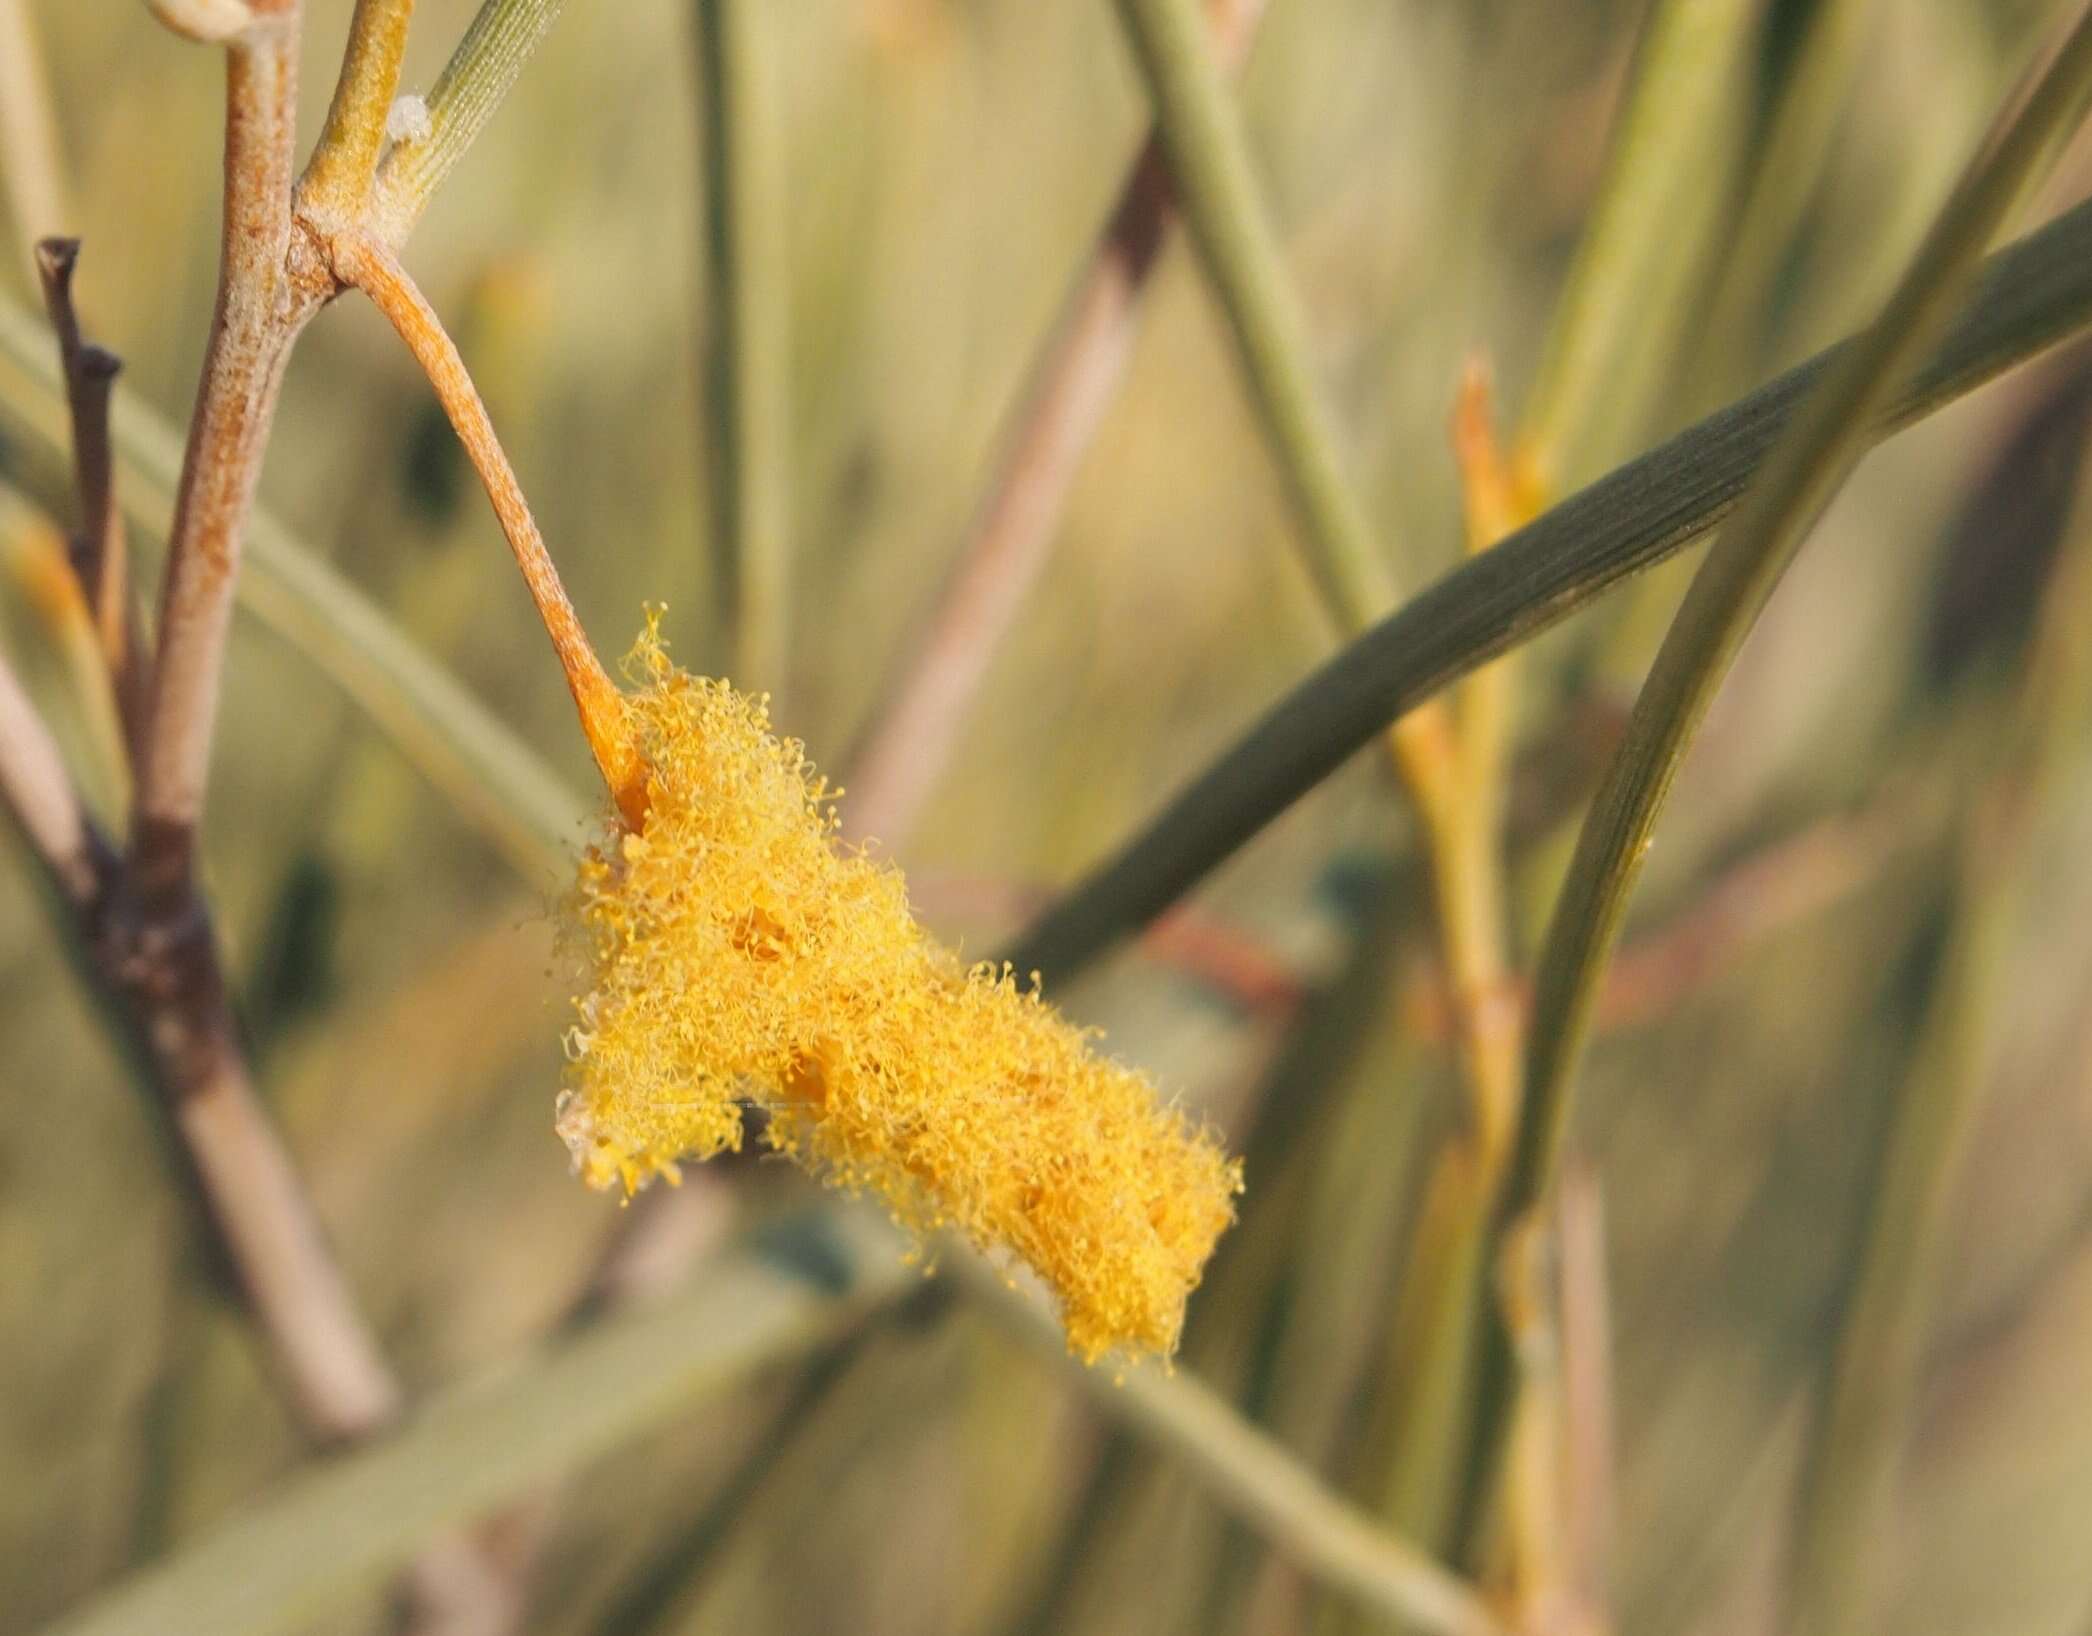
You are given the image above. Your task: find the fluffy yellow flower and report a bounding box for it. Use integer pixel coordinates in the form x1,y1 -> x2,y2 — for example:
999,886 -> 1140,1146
556,622 -> 1241,1360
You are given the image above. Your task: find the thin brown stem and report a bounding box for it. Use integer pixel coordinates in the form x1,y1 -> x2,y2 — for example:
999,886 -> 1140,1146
838,0 -> 1270,850
332,231 -> 645,827
132,11 -> 332,902
299,0 -> 417,218
34,238 -> 146,761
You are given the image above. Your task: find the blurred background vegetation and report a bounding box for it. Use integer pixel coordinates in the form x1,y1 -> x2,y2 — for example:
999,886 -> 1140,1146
5,0 -> 2092,1632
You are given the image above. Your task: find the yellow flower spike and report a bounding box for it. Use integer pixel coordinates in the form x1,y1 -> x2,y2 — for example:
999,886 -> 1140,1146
556,618 -> 1242,1361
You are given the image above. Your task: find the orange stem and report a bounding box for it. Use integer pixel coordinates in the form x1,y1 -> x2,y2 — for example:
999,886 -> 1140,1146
334,231 -> 647,828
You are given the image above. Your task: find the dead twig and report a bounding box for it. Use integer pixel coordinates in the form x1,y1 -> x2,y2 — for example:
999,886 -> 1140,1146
33,238 -> 146,761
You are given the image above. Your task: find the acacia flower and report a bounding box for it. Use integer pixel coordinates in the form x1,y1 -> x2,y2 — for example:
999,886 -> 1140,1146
344,244 -> 1237,1360
554,619 -> 1242,1361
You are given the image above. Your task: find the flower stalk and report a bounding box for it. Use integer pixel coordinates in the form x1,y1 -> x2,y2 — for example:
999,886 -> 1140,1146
332,232 -> 647,826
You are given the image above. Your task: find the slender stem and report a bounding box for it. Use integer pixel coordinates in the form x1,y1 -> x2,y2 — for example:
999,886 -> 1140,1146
1451,367 -> 1521,811
369,0 -> 567,245
839,0 -> 1269,849
133,12 -> 327,902
88,0 -> 426,1457
300,0 -> 417,218
1495,1209 -> 1571,1625
334,234 -> 643,825
960,1260 -> 1506,1636
1339,729 -> 1524,1584
1348,1144 -> 1497,1565
0,0 -> 70,262
694,0 -> 791,693
1000,190 -> 2092,987
66,362 -> 129,698
1593,0 -> 1868,685
0,6 -> 409,1447
14,2 -> 580,1621
1440,369 -> 1533,1162
34,238 -> 146,761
